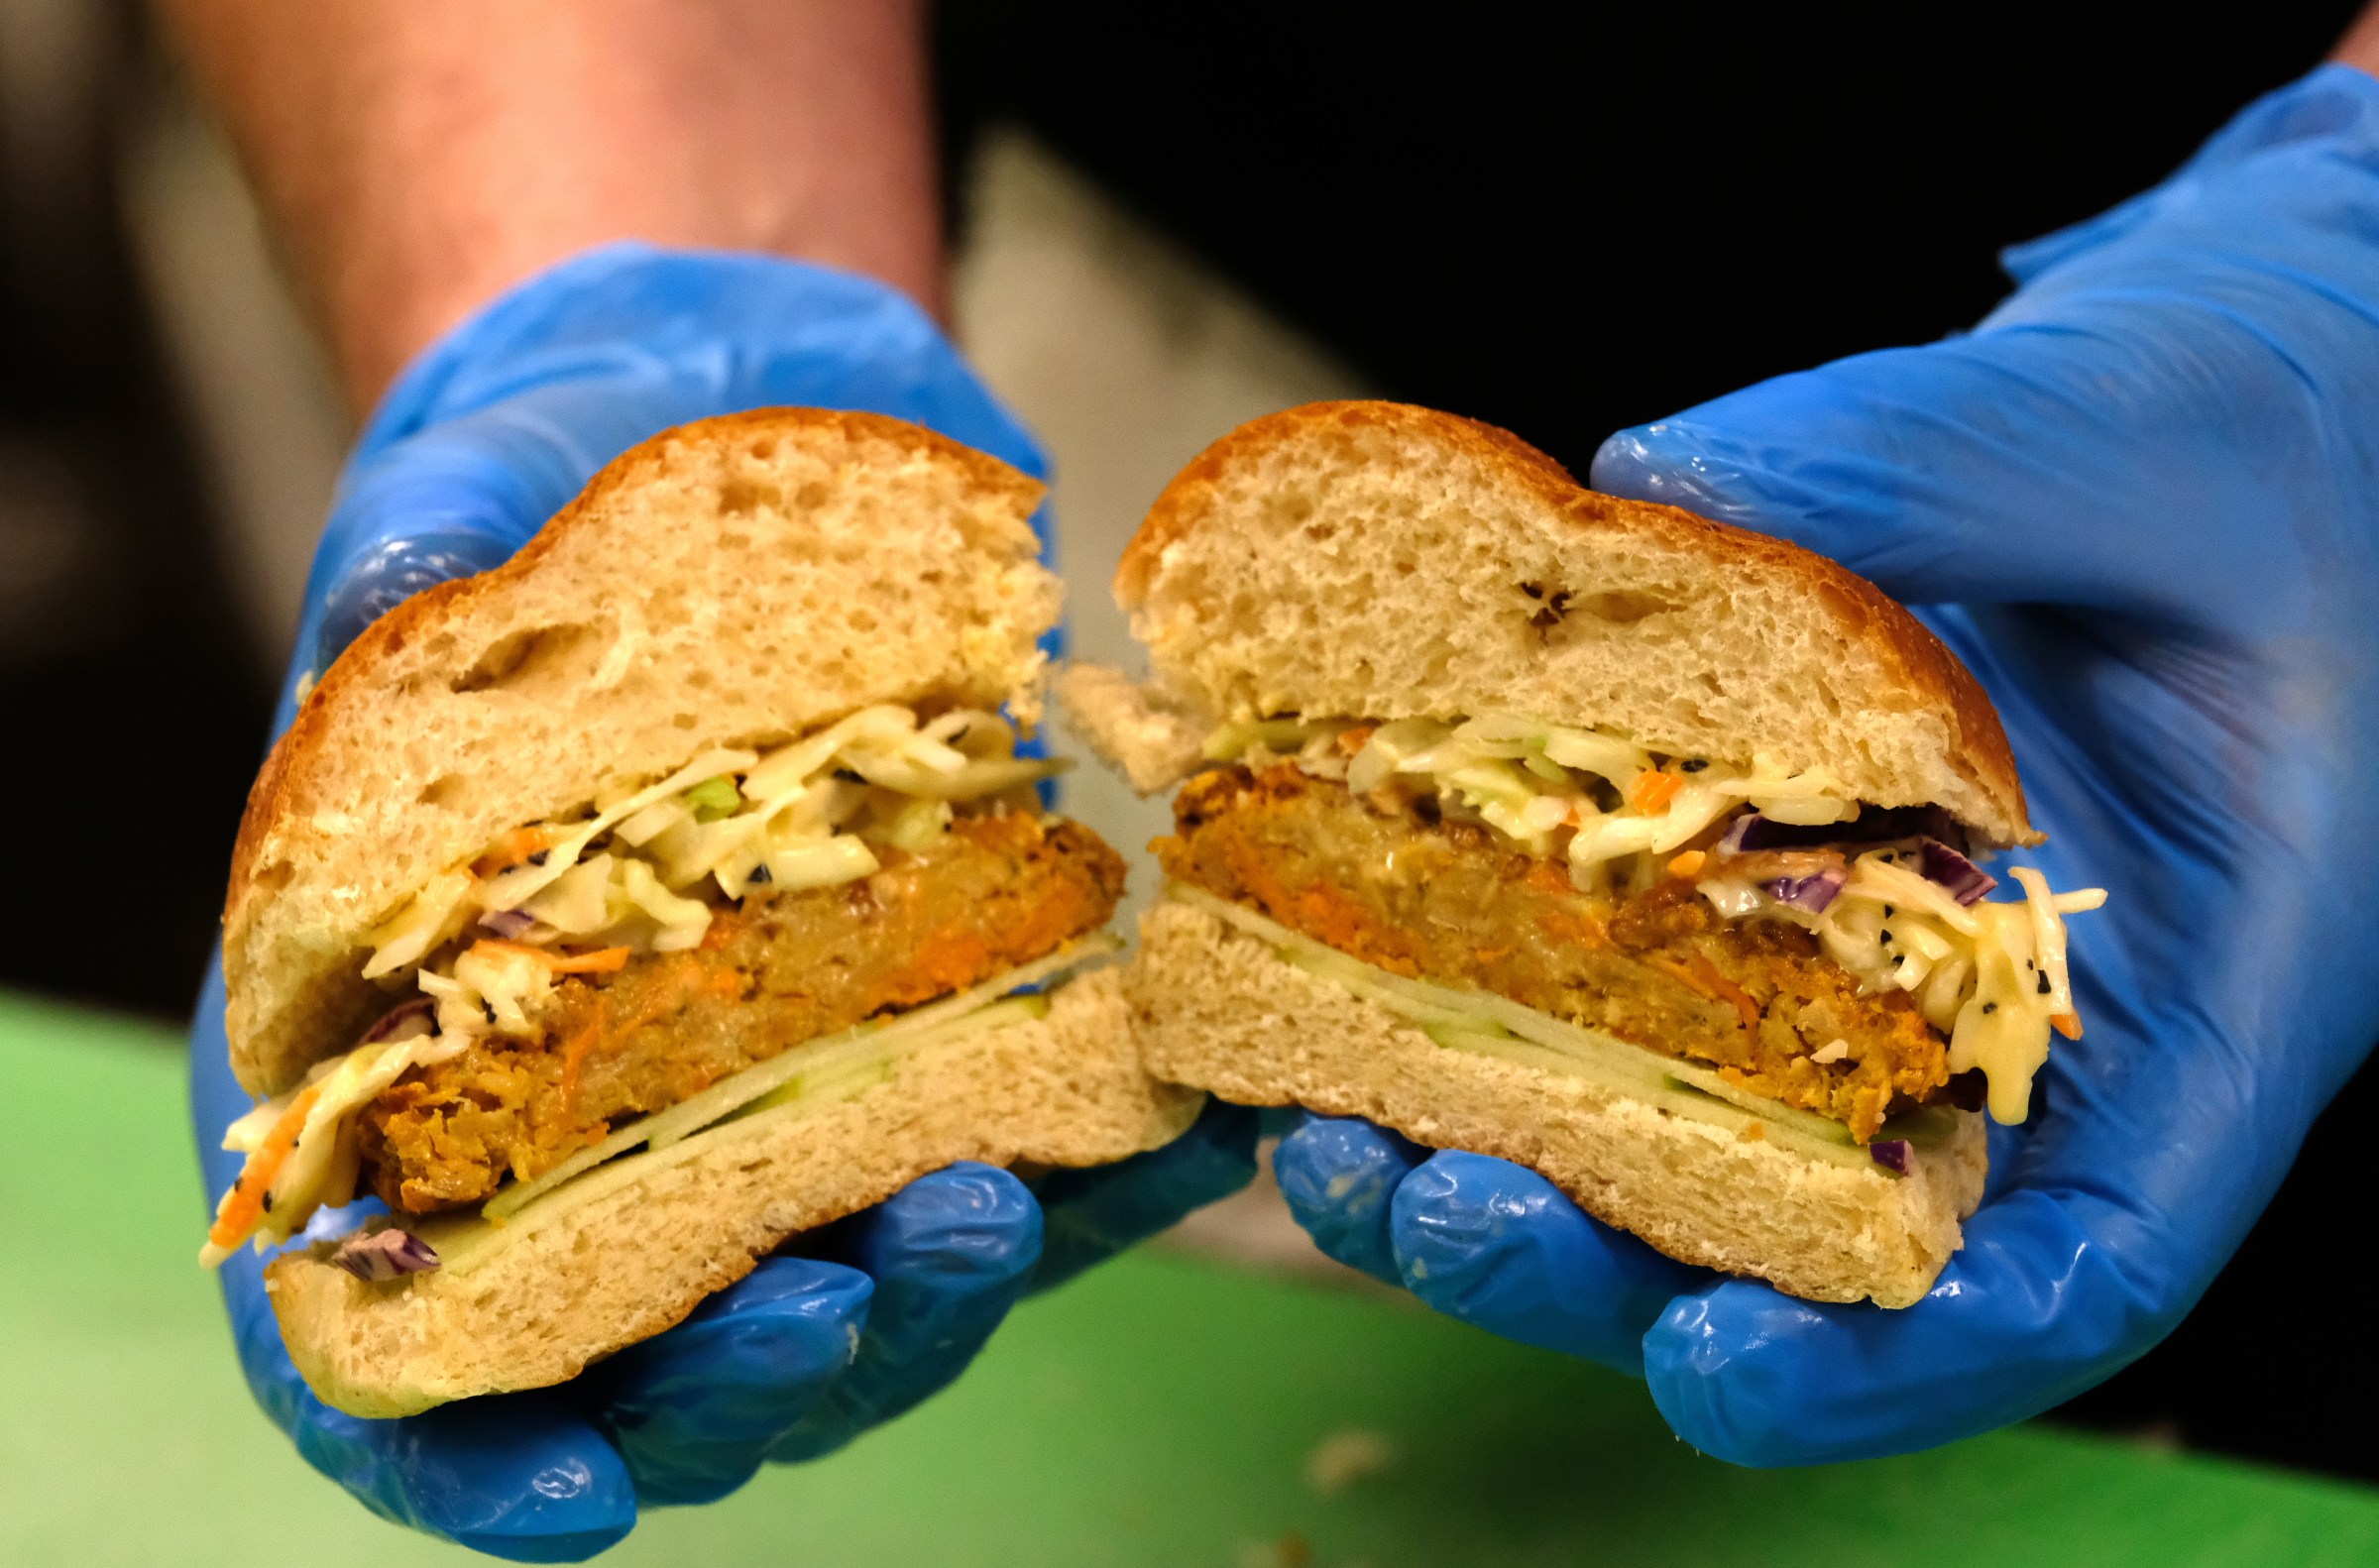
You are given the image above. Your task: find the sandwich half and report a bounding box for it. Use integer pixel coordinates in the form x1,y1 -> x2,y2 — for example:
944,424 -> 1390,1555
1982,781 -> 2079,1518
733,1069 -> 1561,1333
1065,400 -> 2103,1308
205,408 -> 1201,1416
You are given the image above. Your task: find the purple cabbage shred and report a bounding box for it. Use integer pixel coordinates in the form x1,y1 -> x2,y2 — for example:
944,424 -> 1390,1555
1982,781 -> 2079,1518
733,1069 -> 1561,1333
1869,1140 -> 1914,1176
332,1228 -> 441,1284
359,995 -> 436,1047
1720,805 -> 1968,856
1762,868 -> 1847,913
1918,837 -> 1997,905
479,908 -> 540,939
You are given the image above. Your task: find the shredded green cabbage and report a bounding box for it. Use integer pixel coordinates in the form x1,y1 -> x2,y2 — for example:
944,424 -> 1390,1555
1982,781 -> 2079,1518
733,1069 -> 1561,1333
1209,712 -> 1855,885
358,705 -> 1067,1049
1202,711 -> 2103,1129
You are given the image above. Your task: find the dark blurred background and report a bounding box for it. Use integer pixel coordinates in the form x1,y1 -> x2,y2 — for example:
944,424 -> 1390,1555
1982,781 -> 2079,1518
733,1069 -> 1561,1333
0,0 -> 339,1019
0,0 -> 2367,1484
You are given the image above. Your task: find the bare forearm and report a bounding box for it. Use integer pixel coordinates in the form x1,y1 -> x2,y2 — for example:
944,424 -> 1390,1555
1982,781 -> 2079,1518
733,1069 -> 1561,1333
2338,0 -> 2379,74
160,0 -> 943,412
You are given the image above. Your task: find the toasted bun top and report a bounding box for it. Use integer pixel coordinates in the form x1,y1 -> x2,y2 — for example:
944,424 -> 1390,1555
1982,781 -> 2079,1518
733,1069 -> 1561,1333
1116,400 -> 2032,846
226,408 -> 1055,1096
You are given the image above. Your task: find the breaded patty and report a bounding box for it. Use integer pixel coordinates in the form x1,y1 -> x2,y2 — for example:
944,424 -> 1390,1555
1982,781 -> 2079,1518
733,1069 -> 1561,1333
359,812 -> 1125,1212
1157,765 -> 1952,1141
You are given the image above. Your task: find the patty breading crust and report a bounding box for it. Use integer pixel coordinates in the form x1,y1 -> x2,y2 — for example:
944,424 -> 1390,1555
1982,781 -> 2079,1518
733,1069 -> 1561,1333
360,812 -> 1125,1212
1157,765 -> 1955,1141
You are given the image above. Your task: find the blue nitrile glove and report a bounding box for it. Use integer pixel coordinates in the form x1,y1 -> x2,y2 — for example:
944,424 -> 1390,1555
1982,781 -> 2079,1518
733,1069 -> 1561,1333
1276,63 -> 2379,1466
189,244 -> 1259,1559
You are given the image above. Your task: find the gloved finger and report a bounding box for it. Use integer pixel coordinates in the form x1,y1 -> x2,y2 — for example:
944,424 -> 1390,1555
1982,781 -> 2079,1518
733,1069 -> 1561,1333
283,390 -> 731,728
288,245 -> 1052,727
196,960 -> 637,1560
1029,1098 -> 1262,1292
223,1251 -> 634,1560
279,408 -> 646,736
1642,1186 -> 2169,1467
1272,1114 -> 1428,1285
313,528 -> 518,673
284,1388 -> 637,1562
765,1163 -> 1042,1462
1637,822 -> 2365,1473
354,245 -> 1049,484
1587,315 -> 2320,632
1389,1152 -> 1706,1374
596,1258 -> 872,1506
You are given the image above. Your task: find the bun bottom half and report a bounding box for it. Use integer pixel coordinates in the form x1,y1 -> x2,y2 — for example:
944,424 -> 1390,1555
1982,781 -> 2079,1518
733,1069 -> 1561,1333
268,970 -> 1200,1417
1126,901 -> 1984,1309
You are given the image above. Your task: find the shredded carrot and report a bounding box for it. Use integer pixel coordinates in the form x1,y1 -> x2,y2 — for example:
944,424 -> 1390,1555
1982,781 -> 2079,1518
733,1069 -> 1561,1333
1216,838 -> 1423,975
1692,952 -> 1762,1035
207,1085 -> 322,1250
1524,859 -> 1578,898
1667,849 -> 1707,879
471,827 -> 555,878
561,959 -> 706,1119
1335,727 -> 1377,756
1653,955 -> 1713,998
1535,906 -> 1609,950
2051,1011 -> 2084,1040
1631,771 -> 1683,815
542,947 -> 631,975
1655,952 -> 1761,1035
556,999 -> 609,1122
472,939 -> 630,975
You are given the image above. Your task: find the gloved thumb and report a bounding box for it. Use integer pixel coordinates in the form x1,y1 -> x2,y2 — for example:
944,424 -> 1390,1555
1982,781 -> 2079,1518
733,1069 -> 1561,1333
282,242 -> 1057,731
299,391 -> 654,690
1588,320 -> 2312,635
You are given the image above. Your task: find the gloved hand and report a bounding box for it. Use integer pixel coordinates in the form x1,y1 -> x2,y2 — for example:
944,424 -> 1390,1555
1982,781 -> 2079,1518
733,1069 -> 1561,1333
189,244 -> 1258,1559
1275,63 -> 2379,1465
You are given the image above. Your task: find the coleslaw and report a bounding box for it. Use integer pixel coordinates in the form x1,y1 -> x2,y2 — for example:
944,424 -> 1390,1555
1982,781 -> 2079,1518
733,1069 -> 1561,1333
1205,711 -> 2105,1127
202,704 -> 1068,1266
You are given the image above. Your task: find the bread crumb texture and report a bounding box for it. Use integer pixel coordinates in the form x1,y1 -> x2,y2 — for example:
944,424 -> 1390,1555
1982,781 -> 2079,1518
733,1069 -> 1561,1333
1125,901 -> 1985,1307
227,409 -> 1061,1096
1054,662 -> 1209,793
268,970 -> 1198,1416
1115,400 -> 2031,847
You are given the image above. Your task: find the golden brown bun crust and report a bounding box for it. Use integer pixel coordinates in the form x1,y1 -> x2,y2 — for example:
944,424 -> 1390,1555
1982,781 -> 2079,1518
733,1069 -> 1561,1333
266,971 -> 1200,1417
222,407 -> 1055,1095
1126,900 -> 1986,1307
226,408 -> 1031,939
1116,400 -> 2030,844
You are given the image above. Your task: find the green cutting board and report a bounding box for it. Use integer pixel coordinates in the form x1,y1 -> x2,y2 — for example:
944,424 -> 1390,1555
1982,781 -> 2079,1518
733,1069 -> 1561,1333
4,991 -> 2374,1567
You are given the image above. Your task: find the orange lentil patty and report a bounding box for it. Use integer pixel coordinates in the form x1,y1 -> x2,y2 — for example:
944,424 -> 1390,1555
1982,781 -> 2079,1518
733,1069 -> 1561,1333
358,811 -> 1125,1213
1156,764 -> 1961,1141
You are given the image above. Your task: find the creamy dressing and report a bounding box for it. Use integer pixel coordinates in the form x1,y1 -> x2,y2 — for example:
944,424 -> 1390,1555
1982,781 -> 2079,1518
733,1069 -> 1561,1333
1207,711 -> 1857,883
1204,711 -> 2105,1132
203,705 -> 1066,1268
363,706 -> 1059,1043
